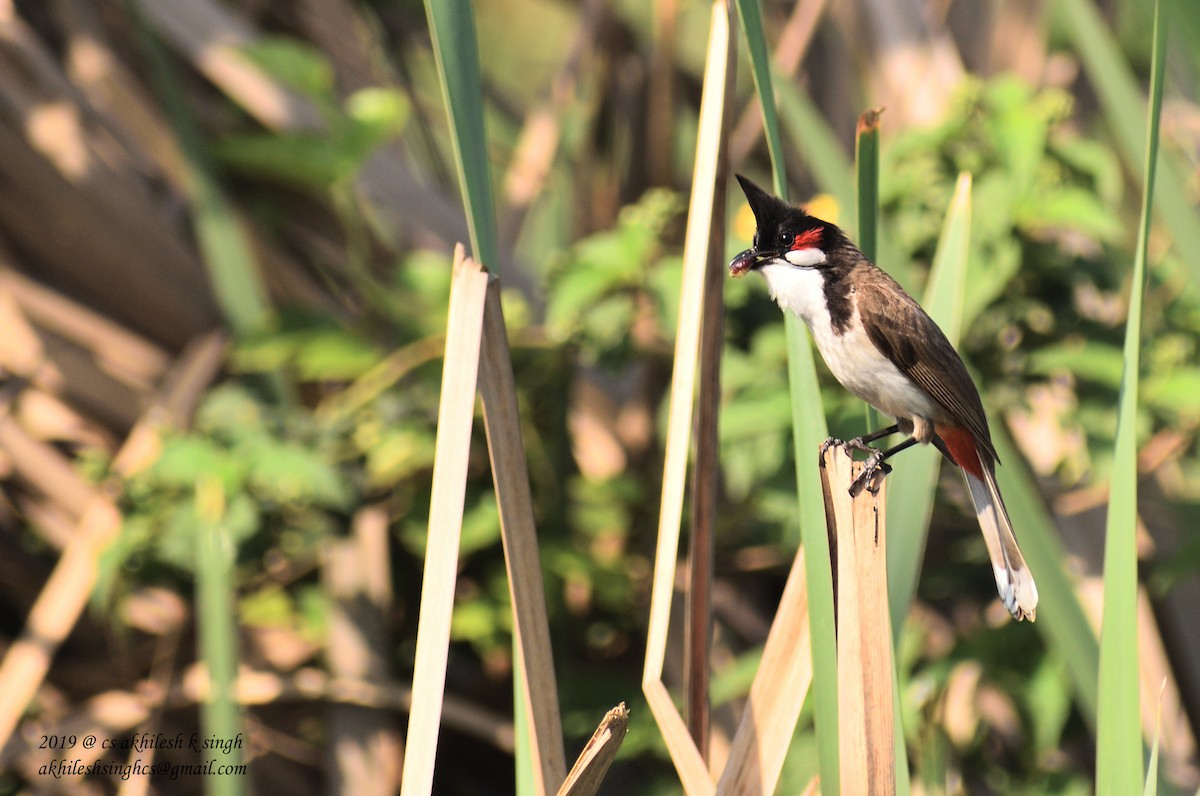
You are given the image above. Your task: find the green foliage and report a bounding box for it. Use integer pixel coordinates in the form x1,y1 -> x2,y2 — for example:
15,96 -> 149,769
233,313 -> 385,380
545,189 -> 685,365
116,382 -> 351,583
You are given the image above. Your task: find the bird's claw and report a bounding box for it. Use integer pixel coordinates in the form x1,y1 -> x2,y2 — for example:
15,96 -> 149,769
849,451 -> 892,497
818,437 -> 844,464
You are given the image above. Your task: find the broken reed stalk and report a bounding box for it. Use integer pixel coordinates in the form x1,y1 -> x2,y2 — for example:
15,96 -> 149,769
820,447 -> 896,796
400,247 -> 490,796
403,246 -> 566,795
479,278 -> 567,793
556,703 -> 630,796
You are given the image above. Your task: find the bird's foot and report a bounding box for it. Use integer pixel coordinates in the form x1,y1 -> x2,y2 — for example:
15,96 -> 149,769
848,449 -> 892,497
821,437 -> 892,494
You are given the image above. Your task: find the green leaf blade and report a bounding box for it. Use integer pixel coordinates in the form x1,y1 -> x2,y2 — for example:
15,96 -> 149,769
422,0 -> 499,270
1096,2 -> 1166,793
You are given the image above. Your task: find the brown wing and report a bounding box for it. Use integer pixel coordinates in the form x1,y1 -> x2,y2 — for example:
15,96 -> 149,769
855,269 -> 1000,464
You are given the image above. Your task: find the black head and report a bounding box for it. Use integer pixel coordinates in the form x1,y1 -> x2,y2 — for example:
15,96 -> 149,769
729,174 -> 845,277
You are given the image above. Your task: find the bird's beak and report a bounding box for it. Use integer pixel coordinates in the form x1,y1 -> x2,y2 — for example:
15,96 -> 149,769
729,248 -> 774,277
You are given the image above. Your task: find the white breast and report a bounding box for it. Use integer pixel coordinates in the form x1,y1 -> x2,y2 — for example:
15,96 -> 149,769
758,263 -> 943,424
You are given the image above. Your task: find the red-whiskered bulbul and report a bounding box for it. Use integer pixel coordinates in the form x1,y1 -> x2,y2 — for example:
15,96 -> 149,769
729,174 -> 1038,621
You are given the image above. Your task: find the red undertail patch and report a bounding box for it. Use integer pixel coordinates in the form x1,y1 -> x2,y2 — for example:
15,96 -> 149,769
937,424 -> 985,480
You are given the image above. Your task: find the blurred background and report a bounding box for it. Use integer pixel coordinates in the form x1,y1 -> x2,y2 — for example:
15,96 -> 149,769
0,0 -> 1197,793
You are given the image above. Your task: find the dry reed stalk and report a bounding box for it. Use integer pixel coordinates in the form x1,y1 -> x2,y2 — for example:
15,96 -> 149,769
0,330 -> 226,749
644,680 -> 715,794
715,547 -> 812,795
400,246 -> 489,796
0,258 -> 167,432
401,249 -> 565,793
557,703 -> 630,796
642,0 -> 732,688
642,2 -> 736,791
684,0 -> 737,760
820,447 -> 895,795
478,279 -> 567,794
0,498 -> 122,748
0,268 -> 49,382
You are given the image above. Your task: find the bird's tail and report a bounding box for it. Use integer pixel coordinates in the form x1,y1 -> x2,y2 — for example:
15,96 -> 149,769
963,465 -> 1039,621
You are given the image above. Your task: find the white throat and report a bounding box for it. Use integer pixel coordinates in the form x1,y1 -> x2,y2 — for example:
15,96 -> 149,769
783,247 -> 827,267
757,259 -> 827,325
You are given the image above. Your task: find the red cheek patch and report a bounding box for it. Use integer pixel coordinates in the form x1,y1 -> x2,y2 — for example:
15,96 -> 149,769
791,228 -> 822,250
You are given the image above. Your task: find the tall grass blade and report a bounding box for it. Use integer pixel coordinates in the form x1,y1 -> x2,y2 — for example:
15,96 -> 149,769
1055,0 -> 1199,285
513,663 -> 536,795
887,174 -> 971,635
883,173 -> 970,796
194,475 -> 244,796
422,0 -> 499,270
1096,2 -> 1166,793
733,3 -> 838,790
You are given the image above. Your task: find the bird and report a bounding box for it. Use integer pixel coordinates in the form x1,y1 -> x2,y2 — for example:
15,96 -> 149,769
728,174 -> 1038,621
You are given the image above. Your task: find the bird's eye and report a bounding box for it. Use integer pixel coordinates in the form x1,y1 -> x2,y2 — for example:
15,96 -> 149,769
778,230 -> 792,248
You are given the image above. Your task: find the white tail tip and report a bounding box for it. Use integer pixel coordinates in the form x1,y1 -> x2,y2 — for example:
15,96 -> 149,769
995,563 -> 1039,622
